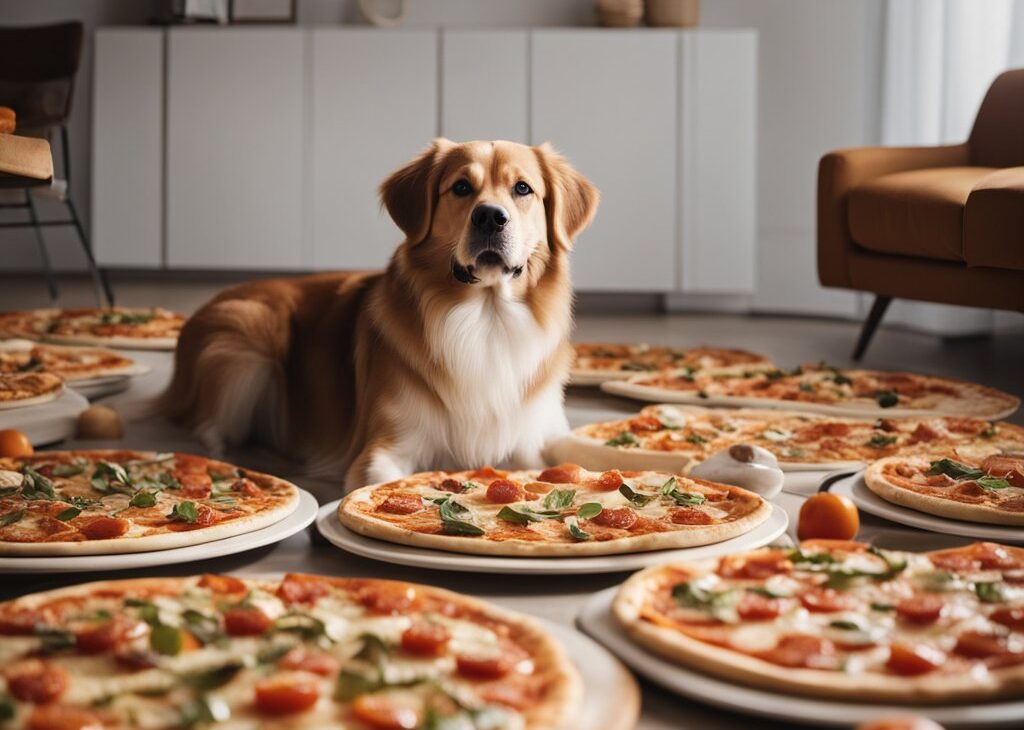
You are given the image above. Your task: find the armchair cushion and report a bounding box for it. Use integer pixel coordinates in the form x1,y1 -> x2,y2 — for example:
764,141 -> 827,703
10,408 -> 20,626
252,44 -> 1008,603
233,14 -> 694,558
965,167 -> 1024,272
847,166 -> 996,262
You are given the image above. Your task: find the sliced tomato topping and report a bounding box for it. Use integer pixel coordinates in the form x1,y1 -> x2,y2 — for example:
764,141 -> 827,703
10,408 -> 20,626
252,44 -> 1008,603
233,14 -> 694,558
755,635 -> 836,669
590,506 -> 638,530
895,594 -> 945,625
591,470 -> 624,491
75,618 -> 147,654
485,479 -> 524,504
231,478 -> 262,497
455,651 -> 513,679
953,630 -> 1012,659
278,647 -> 339,676
254,676 -> 320,715
0,609 -> 43,635
438,478 -> 464,493
628,415 -> 662,433
276,574 -> 332,605
799,588 -> 857,613
536,464 -> 582,484
354,582 -> 417,615
717,550 -> 792,579
7,661 -> 68,703
178,472 -> 213,499
670,507 -> 713,525
75,516 -> 129,540
26,704 -> 104,730
223,607 -> 271,637
990,606 -> 1024,632
468,466 -> 506,480
908,423 -> 940,443
736,592 -> 782,621
885,643 -> 943,676
198,574 -> 247,594
350,695 -> 419,730
401,621 -> 450,656
377,494 -> 423,515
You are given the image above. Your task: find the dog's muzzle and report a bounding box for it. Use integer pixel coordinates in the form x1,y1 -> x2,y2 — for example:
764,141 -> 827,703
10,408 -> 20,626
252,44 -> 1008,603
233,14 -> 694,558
451,253 -> 524,285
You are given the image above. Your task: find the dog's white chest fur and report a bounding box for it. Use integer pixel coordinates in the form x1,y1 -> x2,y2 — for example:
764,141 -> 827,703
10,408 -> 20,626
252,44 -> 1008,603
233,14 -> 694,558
372,288 -> 567,481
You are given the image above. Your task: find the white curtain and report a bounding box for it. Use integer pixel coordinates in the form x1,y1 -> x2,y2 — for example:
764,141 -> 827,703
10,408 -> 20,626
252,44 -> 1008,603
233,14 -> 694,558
878,0 -> 1024,335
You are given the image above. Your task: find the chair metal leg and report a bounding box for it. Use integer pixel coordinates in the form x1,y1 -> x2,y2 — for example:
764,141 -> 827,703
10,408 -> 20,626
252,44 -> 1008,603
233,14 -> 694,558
64,197 -> 115,307
852,295 -> 892,361
26,193 -> 58,301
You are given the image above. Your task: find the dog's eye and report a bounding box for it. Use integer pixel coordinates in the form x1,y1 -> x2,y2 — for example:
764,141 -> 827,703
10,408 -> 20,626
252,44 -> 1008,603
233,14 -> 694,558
452,180 -> 473,197
514,181 -> 533,196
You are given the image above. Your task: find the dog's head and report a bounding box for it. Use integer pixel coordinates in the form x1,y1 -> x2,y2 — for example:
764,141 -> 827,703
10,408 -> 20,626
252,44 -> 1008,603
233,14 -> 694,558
381,139 -> 598,289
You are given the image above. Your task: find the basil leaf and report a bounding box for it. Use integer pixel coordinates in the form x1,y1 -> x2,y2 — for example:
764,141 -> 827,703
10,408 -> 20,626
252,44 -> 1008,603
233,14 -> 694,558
618,484 -> 654,507
21,466 -> 57,500
659,477 -> 678,495
685,432 -> 709,445
52,462 -> 85,477
0,693 -> 14,722
831,372 -> 853,386
126,598 -> 161,626
980,426 -> 997,439
94,461 -> 131,486
182,609 -> 222,645
56,506 -> 81,521
273,613 -> 326,639
168,501 -> 199,523
16,357 -> 42,372
927,459 -> 984,480
975,581 -> 1005,603
576,502 -> 603,520
875,390 -> 899,408
130,490 -> 158,508
335,669 -> 381,702
436,497 -> 484,536
150,624 -> 182,655
866,434 -> 898,448
178,696 -> 229,727
977,476 -> 1011,491
565,516 -> 590,541
829,620 -> 861,631
355,632 -> 390,665
496,505 -> 561,524
460,481 -> 480,492
183,665 -> 241,691
787,548 -> 837,565
667,489 -> 706,507
35,626 -> 75,653
542,489 -> 576,510
0,509 -> 24,526
870,602 -> 894,612
0,487 -> 19,498
604,431 -> 640,448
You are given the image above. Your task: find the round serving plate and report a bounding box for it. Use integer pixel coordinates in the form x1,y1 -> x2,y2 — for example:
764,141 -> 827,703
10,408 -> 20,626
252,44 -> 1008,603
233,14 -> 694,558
315,500 -> 788,575
577,587 -> 1024,729
0,488 -> 319,573
67,374 -> 132,400
832,472 -> 1024,544
0,387 -> 88,446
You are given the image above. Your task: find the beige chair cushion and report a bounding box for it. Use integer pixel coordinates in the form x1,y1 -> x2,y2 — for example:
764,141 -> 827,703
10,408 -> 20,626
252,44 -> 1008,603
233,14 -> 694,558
847,166 -> 997,262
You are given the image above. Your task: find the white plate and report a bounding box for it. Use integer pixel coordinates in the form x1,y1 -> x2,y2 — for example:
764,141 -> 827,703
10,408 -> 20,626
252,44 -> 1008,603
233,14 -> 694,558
69,374 -> 132,400
315,500 -> 788,575
0,388 -> 88,446
0,489 -> 319,573
577,587 -> 1024,729
833,472 -> 1024,544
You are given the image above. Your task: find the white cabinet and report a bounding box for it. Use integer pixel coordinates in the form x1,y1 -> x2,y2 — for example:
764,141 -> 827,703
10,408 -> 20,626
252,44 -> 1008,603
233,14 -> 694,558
531,30 -> 679,292
441,30 -> 529,143
166,28 -> 305,269
311,29 -> 438,269
92,29 -> 163,267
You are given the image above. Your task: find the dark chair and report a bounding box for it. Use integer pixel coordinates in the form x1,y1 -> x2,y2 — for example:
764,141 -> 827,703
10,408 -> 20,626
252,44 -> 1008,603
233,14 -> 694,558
0,21 -> 114,305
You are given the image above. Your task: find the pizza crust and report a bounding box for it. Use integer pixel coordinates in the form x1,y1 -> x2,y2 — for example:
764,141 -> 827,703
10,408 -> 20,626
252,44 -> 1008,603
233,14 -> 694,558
864,457 -> 1024,526
41,333 -> 178,351
0,375 -> 63,410
568,369 -> 634,386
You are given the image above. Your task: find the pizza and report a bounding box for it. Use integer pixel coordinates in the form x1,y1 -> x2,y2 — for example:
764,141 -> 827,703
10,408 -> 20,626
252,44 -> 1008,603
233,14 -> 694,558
0,574 -> 580,729
548,404 -> 1024,473
601,362 -> 1020,420
0,339 -> 145,384
0,450 -> 299,555
614,540 -> 1024,703
865,454 -> 1024,526
571,343 -> 772,386
0,373 -> 64,410
0,307 -> 185,350
339,464 -> 772,557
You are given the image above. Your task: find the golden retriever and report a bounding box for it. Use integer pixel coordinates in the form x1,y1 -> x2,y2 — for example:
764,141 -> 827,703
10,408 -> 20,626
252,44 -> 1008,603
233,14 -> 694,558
161,139 -> 598,489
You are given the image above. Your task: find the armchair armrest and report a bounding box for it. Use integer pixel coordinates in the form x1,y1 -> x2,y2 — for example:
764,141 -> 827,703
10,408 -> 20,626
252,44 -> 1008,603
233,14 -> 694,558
817,143 -> 970,288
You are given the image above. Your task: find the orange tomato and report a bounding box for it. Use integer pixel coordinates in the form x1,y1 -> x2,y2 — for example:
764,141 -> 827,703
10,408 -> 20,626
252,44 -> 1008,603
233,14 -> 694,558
350,695 -> 419,730
797,493 -> 859,541
0,429 -> 32,458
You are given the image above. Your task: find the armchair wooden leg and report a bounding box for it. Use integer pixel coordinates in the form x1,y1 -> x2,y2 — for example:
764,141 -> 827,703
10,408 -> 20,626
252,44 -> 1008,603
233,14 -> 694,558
852,295 -> 892,361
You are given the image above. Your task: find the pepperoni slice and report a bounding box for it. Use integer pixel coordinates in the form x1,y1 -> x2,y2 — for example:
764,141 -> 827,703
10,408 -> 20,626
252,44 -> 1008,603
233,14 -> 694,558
231,478 -> 262,497
990,606 -> 1024,632
354,582 -> 417,615
26,705 -> 104,730
438,478 -> 464,493
198,574 -> 247,594
670,507 -> 713,525
351,695 -> 419,730
75,516 -> 130,540
75,618 -> 147,654
468,466 -> 506,480
886,643 -> 943,676
278,647 -> 339,676
737,592 -> 782,621
953,630 -> 1011,659
254,676 -> 320,715
0,609 -> 43,635
591,470 -> 624,491
590,506 -> 638,530
276,574 -> 331,605
799,588 -> 857,613
537,464 -> 582,484
401,621 -> 450,656
178,472 -> 213,499
223,607 -> 271,637
455,651 -> 514,679
755,635 -> 835,669
908,423 -> 940,443
377,494 -> 422,515
486,479 -> 524,504
895,595 -> 945,625
717,551 -> 792,579
7,661 -> 68,703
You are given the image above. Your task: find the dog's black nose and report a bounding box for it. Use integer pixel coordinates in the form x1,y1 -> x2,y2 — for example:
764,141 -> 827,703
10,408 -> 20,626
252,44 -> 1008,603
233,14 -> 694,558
471,203 -> 509,234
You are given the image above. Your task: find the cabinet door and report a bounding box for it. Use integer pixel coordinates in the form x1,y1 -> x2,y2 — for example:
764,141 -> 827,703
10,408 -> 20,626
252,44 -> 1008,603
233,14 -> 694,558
92,29 -> 164,267
166,28 -> 304,269
531,30 -> 678,292
441,30 -> 528,143
311,29 -> 438,270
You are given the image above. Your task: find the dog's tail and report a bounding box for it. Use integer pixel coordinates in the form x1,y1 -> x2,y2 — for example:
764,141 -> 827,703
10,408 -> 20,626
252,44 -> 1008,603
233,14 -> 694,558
159,298 -> 290,454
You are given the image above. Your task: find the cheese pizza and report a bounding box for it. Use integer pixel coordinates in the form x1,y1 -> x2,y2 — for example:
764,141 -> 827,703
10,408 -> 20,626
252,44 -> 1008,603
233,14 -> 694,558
602,362 -> 1020,420
0,307 -> 185,350
614,540 -> 1024,703
548,404 -> 1024,473
339,464 -> 772,557
0,574 -> 580,729
865,454 -> 1024,526
0,372 -> 64,410
0,340 -> 145,384
571,343 -> 772,386
0,450 -> 299,555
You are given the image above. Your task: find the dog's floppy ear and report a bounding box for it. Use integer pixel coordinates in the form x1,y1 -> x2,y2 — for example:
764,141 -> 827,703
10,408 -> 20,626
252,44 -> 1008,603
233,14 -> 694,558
535,142 -> 599,250
380,138 -> 454,245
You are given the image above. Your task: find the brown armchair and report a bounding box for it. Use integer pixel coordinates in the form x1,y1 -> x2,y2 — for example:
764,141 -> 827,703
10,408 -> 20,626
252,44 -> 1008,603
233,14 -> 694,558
818,68 -> 1024,359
